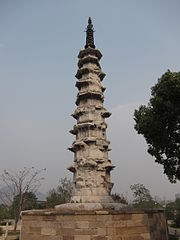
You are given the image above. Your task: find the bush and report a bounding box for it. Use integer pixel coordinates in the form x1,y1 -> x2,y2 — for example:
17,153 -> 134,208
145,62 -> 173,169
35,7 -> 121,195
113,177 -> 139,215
0,227 -> 3,235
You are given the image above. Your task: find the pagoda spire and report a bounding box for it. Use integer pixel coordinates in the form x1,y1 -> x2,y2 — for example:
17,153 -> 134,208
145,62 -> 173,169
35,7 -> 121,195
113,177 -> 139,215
68,19 -> 114,204
85,17 -> 95,49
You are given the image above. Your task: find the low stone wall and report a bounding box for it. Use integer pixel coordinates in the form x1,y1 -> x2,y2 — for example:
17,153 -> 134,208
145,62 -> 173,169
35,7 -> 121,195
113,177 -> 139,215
21,208 -> 168,240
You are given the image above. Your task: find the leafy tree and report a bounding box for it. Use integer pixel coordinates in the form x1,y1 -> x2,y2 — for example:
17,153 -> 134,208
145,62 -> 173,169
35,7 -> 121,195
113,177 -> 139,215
12,192 -> 38,219
165,201 -> 176,221
166,198 -> 180,227
36,201 -> 46,209
130,183 -> 153,204
174,211 -> 180,228
0,167 -> 46,231
111,193 -> 128,205
46,177 -> 73,208
130,183 -> 160,209
0,204 -> 12,221
46,190 -> 61,208
134,70 -> 180,183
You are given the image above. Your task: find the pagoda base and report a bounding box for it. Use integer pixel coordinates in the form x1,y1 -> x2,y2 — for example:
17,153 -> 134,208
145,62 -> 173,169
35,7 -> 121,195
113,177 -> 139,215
21,204 -> 168,240
70,186 -> 115,204
55,202 -> 125,211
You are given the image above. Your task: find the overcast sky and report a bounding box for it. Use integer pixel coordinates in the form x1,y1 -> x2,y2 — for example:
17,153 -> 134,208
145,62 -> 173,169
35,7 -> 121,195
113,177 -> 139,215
0,0 -> 180,201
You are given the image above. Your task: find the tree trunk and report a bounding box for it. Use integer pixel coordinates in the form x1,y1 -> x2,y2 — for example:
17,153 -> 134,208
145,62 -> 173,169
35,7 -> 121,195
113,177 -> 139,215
14,217 -> 18,232
14,192 -> 23,231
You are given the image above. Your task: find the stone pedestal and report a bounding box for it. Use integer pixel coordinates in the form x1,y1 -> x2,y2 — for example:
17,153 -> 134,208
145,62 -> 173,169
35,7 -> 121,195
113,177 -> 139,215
21,207 -> 168,240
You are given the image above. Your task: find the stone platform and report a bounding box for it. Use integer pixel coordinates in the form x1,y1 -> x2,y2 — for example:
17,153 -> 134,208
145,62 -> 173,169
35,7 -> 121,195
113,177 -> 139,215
21,206 -> 168,240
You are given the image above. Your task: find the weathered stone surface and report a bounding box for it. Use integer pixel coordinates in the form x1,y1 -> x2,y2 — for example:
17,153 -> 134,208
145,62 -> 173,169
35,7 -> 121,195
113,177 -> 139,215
21,209 -> 168,240
41,227 -> 56,236
55,203 -> 125,211
68,20 -> 115,203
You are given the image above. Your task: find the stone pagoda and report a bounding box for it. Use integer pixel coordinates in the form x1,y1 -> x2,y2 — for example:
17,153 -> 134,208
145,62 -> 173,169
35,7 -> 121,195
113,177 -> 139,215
21,18 -> 168,240
68,17 -> 114,204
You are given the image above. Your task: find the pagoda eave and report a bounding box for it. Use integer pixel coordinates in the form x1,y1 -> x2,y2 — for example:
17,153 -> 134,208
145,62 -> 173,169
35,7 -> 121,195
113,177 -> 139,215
75,68 -> 105,81
74,122 -> 95,129
68,146 -> 75,152
78,48 -> 102,60
105,165 -> 115,171
76,79 -> 106,93
69,129 -> 76,135
75,91 -> 104,105
71,113 -> 79,120
102,86 -> 106,92
75,79 -> 92,88
68,165 -> 76,173
101,111 -> 112,118
78,55 -> 101,68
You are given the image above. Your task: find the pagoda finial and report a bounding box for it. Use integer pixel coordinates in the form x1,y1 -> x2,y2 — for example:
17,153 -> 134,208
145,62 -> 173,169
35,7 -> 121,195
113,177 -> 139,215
85,17 -> 95,49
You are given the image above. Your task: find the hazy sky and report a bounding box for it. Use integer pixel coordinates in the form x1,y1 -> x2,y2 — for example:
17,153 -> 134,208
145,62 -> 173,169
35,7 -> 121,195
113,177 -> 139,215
0,0 -> 180,201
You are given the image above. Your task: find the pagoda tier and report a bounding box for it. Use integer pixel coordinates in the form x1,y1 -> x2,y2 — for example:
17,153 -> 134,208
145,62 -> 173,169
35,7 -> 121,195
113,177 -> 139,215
68,18 -> 114,203
71,106 -> 111,120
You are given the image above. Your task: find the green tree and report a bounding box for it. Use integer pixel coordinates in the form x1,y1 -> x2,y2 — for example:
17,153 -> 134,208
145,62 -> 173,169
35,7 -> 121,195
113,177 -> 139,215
111,193 -> 128,205
0,167 -> 45,231
0,205 -> 12,221
174,211 -> 180,228
12,192 -> 38,219
134,70 -> 180,183
166,198 -> 180,227
130,183 -> 160,209
46,177 -> 73,208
